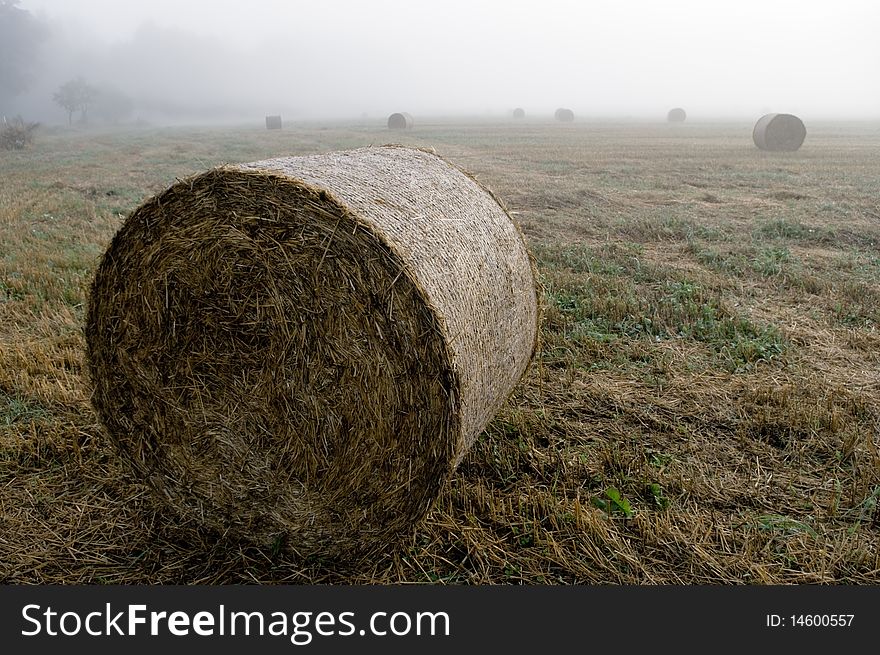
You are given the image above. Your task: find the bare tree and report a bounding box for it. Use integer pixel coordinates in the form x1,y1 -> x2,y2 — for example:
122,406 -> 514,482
53,77 -> 97,125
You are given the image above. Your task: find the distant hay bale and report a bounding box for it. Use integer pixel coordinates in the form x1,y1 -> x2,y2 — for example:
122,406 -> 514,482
387,112 -> 413,129
513,107 -> 525,119
752,113 -> 806,151
265,115 -> 282,130
554,108 -> 574,122
667,107 -> 686,123
85,145 -> 539,561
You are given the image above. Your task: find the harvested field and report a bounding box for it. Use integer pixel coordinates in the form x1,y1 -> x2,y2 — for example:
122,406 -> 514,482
1,119 -> 878,584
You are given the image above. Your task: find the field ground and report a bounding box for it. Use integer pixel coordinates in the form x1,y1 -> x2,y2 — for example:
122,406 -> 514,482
1,118 -> 878,583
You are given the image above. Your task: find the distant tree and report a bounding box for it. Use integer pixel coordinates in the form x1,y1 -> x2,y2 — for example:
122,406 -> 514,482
91,85 -> 134,124
0,0 -> 49,108
53,77 -> 97,125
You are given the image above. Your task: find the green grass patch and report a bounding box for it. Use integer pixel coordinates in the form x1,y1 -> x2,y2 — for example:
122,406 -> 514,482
0,392 -> 51,426
541,251 -> 787,372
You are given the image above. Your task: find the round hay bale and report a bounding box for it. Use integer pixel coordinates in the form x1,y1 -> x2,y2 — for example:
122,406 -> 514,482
387,112 -> 413,129
85,145 -> 539,560
667,107 -> 686,123
512,107 -> 525,119
752,113 -> 806,151
554,108 -> 574,122
265,115 -> 282,130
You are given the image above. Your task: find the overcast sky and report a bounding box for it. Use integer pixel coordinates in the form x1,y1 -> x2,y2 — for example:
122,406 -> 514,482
14,0 -> 880,122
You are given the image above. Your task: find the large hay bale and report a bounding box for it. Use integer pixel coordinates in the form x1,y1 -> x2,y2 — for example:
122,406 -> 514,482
752,113 -> 806,151
85,145 -> 539,560
512,107 -> 525,119
265,115 -> 282,130
554,108 -> 574,122
387,112 -> 413,129
667,107 -> 686,123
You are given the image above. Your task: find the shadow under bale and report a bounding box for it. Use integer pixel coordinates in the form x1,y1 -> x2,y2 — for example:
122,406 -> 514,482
85,145 -> 539,563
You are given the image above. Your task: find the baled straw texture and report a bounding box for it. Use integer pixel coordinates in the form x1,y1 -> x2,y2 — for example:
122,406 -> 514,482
667,107 -> 686,122
265,115 -> 282,130
513,108 -> 525,119
554,108 -> 574,122
752,113 -> 806,151
387,112 -> 413,129
85,145 -> 539,560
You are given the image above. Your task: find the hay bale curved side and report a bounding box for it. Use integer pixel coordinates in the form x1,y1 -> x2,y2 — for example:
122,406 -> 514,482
85,145 -> 539,560
667,107 -> 686,122
554,108 -> 574,122
752,113 -> 806,151
387,112 -> 413,129
512,107 -> 525,119
265,115 -> 282,129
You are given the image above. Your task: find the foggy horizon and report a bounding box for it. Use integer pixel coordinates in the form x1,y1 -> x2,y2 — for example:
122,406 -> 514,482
5,0 -> 879,125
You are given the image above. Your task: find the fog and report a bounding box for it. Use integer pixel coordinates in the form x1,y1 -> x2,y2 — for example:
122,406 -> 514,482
6,0 -> 880,125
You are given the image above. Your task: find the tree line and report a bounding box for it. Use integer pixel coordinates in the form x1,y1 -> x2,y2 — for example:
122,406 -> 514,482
1,0 -> 135,126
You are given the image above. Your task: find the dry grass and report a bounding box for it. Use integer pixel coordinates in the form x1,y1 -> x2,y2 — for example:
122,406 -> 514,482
1,120 -> 878,584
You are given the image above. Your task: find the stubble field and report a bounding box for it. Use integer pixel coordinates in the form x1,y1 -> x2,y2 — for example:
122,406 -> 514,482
1,118 -> 878,583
